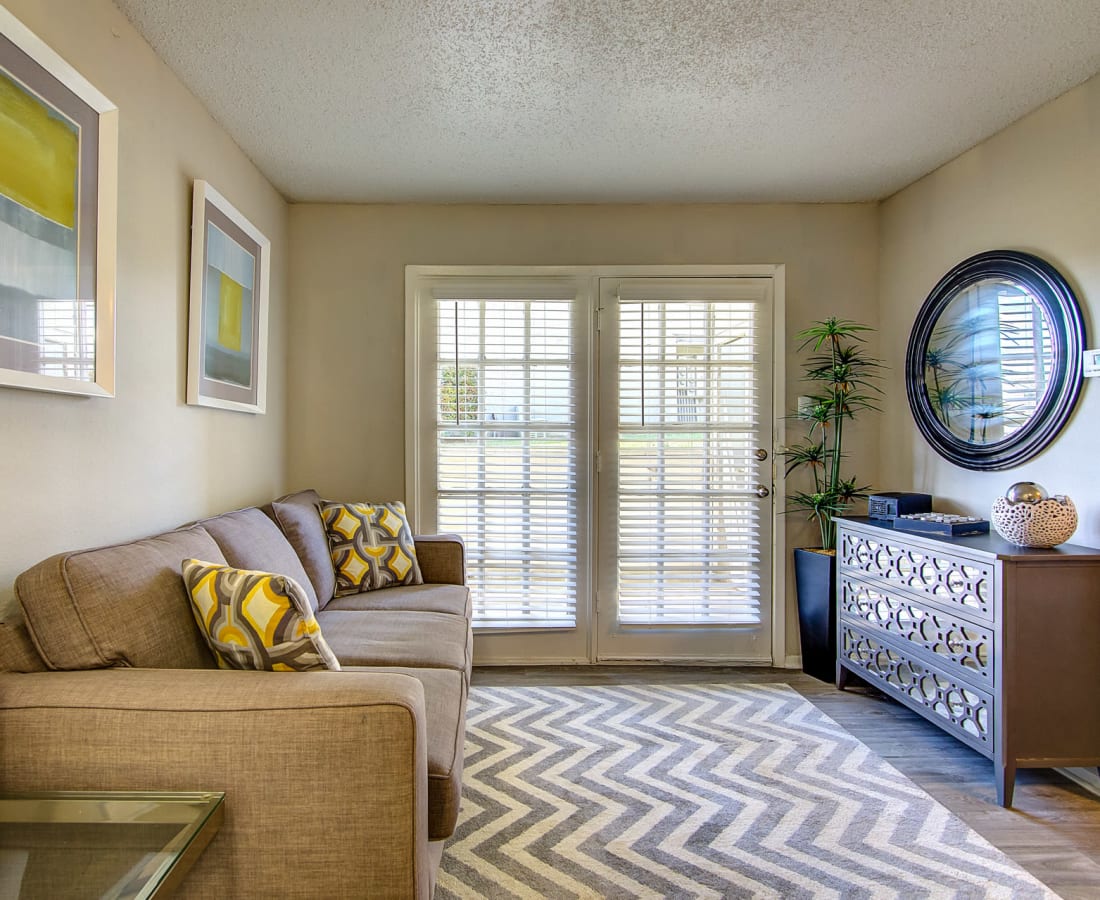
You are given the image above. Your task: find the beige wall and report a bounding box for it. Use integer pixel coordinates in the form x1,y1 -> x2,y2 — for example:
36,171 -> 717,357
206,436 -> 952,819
288,203 -> 880,657
0,0 -> 289,617
879,73 -> 1100,547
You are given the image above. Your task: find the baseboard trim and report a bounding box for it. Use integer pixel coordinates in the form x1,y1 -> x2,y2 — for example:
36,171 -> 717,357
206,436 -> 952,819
473,657 -> 774,667
474,658 -> 591,666
595,657 -> 773,666
1059,766 -> 1100,797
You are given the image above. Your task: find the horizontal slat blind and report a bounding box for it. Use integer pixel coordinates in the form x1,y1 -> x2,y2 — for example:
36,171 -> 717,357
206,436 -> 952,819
435,296 -> 578,628
617,294 -> 764,625
997,288 -> 1051,430
37,299 -> 95,380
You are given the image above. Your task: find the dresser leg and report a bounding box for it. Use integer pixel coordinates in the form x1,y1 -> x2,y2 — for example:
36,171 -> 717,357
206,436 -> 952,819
995,761 -> 1016,808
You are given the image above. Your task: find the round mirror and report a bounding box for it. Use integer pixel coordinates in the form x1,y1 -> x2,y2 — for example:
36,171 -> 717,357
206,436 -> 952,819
906,251 -> 1085,470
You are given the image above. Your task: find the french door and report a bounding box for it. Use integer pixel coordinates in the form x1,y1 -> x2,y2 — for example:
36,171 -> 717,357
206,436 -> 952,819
407,268 -> 777,664
407,276 -> 593,663
595,278 -> 774,662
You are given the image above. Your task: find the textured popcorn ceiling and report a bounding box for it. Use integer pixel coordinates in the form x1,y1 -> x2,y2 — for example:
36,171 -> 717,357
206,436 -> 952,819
113,0 -> 1100,203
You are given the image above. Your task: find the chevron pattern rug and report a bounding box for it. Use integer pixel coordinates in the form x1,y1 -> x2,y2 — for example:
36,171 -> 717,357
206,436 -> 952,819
438,683 -> 1055,899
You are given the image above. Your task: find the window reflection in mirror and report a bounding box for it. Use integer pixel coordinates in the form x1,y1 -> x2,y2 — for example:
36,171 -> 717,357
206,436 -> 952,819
922,277 -> 1052,445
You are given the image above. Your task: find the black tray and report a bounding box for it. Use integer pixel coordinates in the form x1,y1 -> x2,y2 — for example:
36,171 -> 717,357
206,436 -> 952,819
889,517 -> 990,537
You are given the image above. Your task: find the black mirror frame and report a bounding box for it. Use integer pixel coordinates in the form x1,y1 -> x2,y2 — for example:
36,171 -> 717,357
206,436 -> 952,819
905,250 -> 1086,471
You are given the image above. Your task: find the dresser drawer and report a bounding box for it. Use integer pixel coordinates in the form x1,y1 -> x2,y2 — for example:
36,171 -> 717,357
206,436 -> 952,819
839,528 -> 995,622
840,623 -> 994,755
839,575 -> 994,687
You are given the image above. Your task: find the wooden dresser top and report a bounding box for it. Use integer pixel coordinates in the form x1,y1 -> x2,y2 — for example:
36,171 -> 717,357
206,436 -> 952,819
837,516 -> 1100,563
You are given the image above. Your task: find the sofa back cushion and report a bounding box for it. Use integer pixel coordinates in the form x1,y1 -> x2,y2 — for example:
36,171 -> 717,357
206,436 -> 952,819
270,489 -> 336,608
200,507 -> 320,612
15,525 -> 224,670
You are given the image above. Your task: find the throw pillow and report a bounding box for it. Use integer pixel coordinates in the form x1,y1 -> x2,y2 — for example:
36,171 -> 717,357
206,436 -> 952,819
319,500 -> 423,596
181,559 -> 341,671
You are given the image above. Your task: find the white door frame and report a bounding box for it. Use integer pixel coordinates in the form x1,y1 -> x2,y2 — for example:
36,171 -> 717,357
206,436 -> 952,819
405,264 -> 786,667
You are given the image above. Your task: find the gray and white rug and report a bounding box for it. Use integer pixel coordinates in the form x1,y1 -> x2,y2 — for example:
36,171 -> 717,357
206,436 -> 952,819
438,683 -> 1056,899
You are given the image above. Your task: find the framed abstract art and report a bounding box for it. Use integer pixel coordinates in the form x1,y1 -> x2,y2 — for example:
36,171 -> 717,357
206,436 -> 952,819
187,180 -> 270,414
0,4 -> 118,397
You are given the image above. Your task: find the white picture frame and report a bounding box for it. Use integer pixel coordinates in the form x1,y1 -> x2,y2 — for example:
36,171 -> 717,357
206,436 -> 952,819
0,4 -> 118,397
187,180 -> 270,414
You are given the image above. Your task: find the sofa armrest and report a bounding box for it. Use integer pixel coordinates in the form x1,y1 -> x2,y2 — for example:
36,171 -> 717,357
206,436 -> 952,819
0,669 -> 431,899
414,534 -> 466,586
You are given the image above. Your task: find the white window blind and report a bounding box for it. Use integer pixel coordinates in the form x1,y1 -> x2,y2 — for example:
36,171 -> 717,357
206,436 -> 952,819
434,294 -> 580,629
616,288 -> 765,625
997,288 -> 1051,429
37,298 -> 95,380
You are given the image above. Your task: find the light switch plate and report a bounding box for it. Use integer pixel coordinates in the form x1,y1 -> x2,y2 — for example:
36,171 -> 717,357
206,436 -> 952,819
1084,349 -> 1100,378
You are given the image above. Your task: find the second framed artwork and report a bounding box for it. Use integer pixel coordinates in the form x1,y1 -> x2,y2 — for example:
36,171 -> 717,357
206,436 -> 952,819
187,180 -> 269,414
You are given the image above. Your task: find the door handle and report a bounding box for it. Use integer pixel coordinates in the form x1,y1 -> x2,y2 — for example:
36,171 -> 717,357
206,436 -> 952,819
755,485 -> 770,498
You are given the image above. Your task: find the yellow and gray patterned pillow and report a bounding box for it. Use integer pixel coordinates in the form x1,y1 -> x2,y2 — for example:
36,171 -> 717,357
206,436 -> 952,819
319,500 -> 423,597
181,559 -> 341,671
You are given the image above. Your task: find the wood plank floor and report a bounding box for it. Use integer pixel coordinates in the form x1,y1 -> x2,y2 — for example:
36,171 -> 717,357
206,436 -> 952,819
471,665 -> 1100,899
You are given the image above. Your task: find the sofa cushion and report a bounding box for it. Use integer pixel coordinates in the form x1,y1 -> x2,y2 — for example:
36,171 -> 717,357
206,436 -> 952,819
319,501 -> 423,596
0,621 -> 47,673
270,489 -> 336,608
200,507 -> 320,612
15,526 -> 223,670
325,584 -> 470,618
316,610 -> 471,678
347,666 -> 467,840
182,559 -> 341,672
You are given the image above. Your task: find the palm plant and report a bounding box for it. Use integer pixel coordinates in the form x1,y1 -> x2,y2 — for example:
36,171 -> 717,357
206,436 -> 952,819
783,318 -> 882,551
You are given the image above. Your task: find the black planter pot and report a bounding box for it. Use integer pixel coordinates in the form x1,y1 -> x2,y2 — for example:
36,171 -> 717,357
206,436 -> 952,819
793,548 -> 837,683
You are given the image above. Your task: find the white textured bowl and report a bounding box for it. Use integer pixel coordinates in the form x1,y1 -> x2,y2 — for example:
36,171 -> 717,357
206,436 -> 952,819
991,496 -> 1077,548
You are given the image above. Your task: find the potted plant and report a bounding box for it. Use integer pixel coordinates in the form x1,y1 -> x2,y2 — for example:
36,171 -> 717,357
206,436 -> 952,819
783,318 -> 882,682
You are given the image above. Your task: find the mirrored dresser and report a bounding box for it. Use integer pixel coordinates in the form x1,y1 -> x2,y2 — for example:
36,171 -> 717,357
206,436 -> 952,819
836,516 -> 1100,807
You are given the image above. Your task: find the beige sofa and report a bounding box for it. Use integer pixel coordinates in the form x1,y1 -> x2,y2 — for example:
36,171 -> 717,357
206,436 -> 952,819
0,489 -> 470,899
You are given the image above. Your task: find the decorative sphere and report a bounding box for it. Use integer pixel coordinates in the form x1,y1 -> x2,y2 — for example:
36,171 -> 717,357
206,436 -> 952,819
1004,481 -> 1048,505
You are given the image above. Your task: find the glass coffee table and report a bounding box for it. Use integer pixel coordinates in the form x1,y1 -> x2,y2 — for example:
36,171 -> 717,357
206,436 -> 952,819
0,791 -> 224,899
